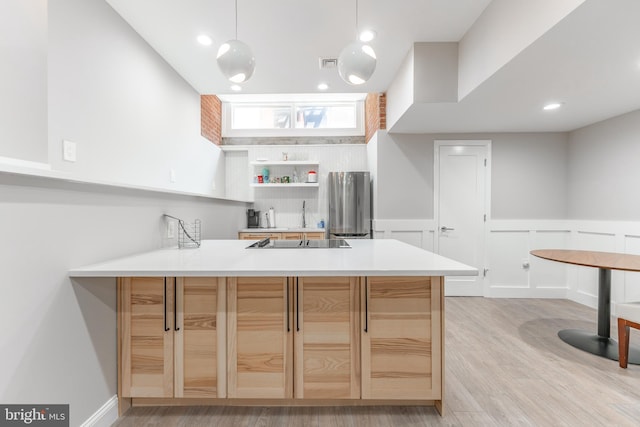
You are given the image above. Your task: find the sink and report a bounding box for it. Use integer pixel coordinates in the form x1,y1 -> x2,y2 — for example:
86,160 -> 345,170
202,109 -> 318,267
247,238 -> 350,249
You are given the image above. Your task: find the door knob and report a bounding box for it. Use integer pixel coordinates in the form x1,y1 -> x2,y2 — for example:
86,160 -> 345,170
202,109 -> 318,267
440,226 -> 455,232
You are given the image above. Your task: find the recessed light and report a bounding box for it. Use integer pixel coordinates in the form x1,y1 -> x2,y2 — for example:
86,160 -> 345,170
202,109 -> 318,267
543,102 -> 563,111
317,83 -> 329,91
230,85 -> 242,91
197,34 -> 213,46
359,30 -> 376,42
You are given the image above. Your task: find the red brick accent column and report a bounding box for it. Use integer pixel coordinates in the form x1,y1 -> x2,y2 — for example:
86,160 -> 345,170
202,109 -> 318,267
201,95 -> 222,145
365,93 -> 386,143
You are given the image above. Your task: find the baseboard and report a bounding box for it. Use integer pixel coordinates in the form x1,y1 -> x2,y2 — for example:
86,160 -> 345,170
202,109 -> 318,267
80,395 -> 119,427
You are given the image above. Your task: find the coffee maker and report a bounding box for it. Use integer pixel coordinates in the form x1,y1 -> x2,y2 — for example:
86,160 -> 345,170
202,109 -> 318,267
247,209 -> 260,228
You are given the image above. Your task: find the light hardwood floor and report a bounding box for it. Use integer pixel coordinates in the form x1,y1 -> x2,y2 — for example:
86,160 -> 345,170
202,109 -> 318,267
112,297 -> 640,427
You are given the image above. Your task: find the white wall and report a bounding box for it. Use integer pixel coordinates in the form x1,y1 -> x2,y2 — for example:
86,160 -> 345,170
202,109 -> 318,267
371,131 -> 568,221
0,0 -> 48,162
458,0 -> 585,99
47,0 -> 225,197
567,109 -> 640,221
492,133 -> 568,219
385,45 -> 414,131
373,132 -> 432,220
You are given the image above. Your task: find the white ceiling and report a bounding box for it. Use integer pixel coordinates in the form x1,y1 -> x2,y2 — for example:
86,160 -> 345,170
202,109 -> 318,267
106,0 -> 640,133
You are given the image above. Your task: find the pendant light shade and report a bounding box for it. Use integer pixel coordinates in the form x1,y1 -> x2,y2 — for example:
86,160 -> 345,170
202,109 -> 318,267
338,0 -> 376,85
217,0 -> 255,83
338,41 -> 376,85
216,39 -> 255,83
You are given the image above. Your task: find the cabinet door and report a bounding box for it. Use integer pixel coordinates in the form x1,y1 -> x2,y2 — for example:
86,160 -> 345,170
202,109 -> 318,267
304,232 -> 325,240
361,276 -> 443,400
174,277 -> 226,398
238,232 -> 282,240
295,277 -> 360,399
282,232 -> 303,240
227,277 -> 293,398
119,277 -> 174,398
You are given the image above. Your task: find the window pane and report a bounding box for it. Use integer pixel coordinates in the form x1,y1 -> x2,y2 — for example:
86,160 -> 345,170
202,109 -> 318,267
294,104 -> 356,129
232,105 -> 291,129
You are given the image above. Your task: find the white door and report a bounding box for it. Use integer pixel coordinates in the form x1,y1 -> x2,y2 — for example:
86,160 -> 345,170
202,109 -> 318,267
435,141 -> 489,296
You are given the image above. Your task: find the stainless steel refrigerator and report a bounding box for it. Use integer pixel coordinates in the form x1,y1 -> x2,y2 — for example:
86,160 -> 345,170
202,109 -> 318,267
328,171 -> 371,239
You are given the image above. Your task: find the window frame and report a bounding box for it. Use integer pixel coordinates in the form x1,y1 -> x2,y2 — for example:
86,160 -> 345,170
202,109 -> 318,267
222,100 -> 365,138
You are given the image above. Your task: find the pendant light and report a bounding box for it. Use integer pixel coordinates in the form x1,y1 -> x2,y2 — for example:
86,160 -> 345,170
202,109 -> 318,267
217,0 -> 255,83
338,0 -> 376,85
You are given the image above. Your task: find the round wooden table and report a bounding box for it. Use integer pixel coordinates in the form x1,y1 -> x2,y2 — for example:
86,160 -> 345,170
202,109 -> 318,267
531,249 -> 640,364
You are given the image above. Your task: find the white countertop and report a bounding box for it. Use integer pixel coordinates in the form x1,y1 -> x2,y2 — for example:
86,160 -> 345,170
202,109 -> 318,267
68,239 -> 478,278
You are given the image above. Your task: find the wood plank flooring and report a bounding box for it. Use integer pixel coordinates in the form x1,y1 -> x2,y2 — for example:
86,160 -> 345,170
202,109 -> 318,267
112,297 -> 640,427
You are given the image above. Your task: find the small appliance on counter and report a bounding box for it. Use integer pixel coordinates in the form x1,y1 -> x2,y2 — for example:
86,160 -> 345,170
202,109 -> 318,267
247,209 -> 260,228
266,207 -> 276,228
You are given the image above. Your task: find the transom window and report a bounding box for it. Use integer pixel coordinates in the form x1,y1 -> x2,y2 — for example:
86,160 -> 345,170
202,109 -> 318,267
221,95 -> 364,137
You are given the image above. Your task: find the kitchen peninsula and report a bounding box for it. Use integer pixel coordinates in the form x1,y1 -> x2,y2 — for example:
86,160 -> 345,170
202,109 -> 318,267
69,239 -> 476,416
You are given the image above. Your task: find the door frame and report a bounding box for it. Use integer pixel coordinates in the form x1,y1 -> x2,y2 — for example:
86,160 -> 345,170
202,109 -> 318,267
433,140 -> 491,295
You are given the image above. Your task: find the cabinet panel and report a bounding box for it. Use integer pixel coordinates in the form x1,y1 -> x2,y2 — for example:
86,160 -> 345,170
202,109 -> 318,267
282,232 -> 303,240
120,277 -> 174,398
304,232 -> 326,240
174,277 -> 226,398
295,277 -> 360,399
228,277 -> 293,398
361,276 -> 442,400
238,232 -> 282,240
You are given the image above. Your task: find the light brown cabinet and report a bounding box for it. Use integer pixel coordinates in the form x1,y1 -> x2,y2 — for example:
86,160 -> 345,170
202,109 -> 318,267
238,232 -> 283,240
226,276 -> 361,400
238,231 -> 325,240
117,274 -> 444,413
295,276 -> 360,399
361,276 -> 443,401
227,276 -> 293,398
118,277 -> 226,399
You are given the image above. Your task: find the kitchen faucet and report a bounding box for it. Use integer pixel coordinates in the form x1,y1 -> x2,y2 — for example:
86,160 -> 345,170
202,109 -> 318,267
302,200 -> 306,228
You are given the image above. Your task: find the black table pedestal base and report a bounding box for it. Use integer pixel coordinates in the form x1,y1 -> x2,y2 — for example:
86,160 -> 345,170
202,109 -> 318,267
559,329 -> 640,364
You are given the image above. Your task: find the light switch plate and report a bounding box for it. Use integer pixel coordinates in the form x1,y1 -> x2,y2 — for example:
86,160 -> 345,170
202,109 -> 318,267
63,140 -> 77,162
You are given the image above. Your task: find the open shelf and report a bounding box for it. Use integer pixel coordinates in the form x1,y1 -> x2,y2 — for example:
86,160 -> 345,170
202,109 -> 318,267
250,160 -> 319,166
250,182 -> 319,188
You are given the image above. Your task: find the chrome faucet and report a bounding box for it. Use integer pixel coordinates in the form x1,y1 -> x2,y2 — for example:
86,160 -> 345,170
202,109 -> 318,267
302,200 -> 306,228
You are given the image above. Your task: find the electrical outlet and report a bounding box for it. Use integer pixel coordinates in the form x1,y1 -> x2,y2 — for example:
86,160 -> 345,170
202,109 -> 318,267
170,169 -> 176,183
63,140 -> 77,162
167,221 -> 176,238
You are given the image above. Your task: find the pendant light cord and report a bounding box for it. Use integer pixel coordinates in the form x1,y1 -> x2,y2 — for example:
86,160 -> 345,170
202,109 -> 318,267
235,0 -> 238,40
355,0 -> 359,38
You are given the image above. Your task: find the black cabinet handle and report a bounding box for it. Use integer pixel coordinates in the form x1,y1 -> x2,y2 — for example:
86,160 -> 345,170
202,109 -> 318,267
286,280 -> 290,332
163,278 -> 170,332
364,278 -> 369,333
296,278 -> 300,332
174,278 -> 180,331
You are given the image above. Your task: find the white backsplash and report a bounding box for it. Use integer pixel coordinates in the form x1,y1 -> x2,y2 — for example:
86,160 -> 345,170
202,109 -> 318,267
226,144 -> 369,229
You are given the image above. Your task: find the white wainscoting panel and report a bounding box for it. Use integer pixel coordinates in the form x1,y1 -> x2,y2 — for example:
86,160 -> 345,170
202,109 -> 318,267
624,235 -> 640,302
530,230 -> 570,291
371,218 -> 640,308
488,221 -> 570,298
570,229 -> 616,308
372,220 -> 435,251
488,231 -> 530,290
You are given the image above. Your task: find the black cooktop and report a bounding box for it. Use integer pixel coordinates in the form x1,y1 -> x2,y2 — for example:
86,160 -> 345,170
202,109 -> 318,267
246,238 -> 351,249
